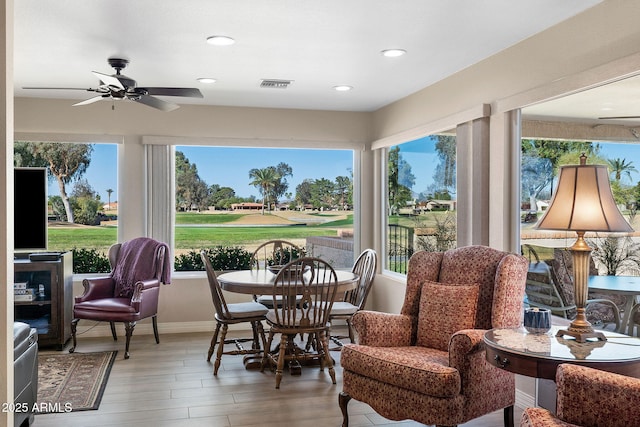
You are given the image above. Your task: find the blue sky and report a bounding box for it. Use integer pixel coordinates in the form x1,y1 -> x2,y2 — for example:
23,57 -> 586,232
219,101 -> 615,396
177,146 -> 354,199
47,140 -> 640,202
49,145 -> 354,201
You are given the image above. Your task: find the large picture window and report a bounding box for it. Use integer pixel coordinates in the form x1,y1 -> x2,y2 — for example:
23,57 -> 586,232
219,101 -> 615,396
173,146 -> 355,271
385,134 -> 457,274
520,138 -> 640,276
14,141 -> 118,273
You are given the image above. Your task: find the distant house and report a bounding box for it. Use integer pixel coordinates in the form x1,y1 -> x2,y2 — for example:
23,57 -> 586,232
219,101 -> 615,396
102,201 -> 118,211
425,200 -> 456,211
231,202 -> 263,211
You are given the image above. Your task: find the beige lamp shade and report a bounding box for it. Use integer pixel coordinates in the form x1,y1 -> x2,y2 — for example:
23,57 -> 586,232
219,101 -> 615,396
536,160 -> 633,233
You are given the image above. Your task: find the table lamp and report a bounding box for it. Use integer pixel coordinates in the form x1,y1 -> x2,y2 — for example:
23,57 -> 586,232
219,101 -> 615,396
535,153 -> 633,342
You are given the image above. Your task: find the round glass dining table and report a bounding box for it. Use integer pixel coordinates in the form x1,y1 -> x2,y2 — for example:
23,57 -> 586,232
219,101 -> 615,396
216,268 -> 359,295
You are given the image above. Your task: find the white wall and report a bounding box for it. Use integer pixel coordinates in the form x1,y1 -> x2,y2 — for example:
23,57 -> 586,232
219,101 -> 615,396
1,1 -> 13,425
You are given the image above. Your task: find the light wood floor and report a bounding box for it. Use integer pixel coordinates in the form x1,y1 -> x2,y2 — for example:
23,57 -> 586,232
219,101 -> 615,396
33,327 -> 523,427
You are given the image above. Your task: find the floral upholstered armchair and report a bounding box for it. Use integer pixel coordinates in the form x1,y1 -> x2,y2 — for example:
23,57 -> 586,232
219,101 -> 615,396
520,363 -> 640,427
339,245 -> 528,427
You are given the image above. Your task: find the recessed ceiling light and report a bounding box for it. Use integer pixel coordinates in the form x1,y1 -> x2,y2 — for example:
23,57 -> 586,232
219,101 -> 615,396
333,85 -> 353,92
206,35 -> 235,46
197,78 -> 217,84
381,49 -> 407,58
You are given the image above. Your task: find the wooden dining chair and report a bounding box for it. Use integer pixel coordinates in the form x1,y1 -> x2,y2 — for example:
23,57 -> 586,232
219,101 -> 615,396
250,240 -> 303,308
261,257 -> 339,389
201,251 -> 269,375
328,249 -> 377,348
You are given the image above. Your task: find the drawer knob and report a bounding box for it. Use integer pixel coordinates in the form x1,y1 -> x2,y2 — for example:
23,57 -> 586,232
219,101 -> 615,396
494,354 -> 509,369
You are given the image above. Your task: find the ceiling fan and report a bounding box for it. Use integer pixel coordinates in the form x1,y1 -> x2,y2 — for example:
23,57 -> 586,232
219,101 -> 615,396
23,58 -> 203,112
598,115 -> 640,120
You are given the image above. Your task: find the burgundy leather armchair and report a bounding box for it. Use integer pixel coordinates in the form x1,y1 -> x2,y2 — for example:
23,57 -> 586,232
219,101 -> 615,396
70,237 -> 171,359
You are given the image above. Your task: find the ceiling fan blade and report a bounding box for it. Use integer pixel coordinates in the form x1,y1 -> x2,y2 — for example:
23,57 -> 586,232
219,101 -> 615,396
599,116 -> 640,119
92,71 -> 125,90
134,94 -> 180,112
138,87 -> 203,98
73,95 -> 107,106
23,86 -> 95,91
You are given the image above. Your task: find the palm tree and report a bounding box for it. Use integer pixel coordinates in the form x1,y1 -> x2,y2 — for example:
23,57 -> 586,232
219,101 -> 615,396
249,167 -> 280,214
106,188 -> 114,210
608,157 -> 637,182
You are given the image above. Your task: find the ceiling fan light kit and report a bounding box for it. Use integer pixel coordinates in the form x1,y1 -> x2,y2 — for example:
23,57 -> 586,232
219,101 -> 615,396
25,57 -> 203,112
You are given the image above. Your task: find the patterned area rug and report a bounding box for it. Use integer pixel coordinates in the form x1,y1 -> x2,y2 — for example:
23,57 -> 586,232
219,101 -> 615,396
37,351 -> 117,413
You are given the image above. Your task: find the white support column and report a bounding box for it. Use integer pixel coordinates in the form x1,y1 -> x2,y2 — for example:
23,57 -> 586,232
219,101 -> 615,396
456,117 -> 490,246
145,144 -> 175,261
489,110 -> 521,253
1,0 -> 14,424
117,136 -> 147,241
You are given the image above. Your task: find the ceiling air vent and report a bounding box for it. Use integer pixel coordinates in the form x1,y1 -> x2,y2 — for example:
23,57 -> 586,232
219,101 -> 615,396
260,79 -> 293,89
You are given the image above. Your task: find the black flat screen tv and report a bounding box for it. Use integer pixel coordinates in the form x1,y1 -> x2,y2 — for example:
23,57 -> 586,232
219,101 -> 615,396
14,167 -> 48,252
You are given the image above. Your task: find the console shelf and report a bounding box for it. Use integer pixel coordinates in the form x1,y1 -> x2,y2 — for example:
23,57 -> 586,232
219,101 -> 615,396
14,252 -> 73,350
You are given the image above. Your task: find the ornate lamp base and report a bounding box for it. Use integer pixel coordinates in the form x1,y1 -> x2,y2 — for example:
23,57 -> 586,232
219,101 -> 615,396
556,327 -> 607,343
556,233 -> 608,344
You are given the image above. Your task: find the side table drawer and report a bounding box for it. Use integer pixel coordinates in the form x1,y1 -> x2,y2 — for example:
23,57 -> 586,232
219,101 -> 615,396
486,347 -> 538,377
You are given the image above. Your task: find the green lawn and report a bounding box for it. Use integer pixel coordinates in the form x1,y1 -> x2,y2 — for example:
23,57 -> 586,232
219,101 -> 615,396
46,213 -> 354,253
174,213 -> 243,224
174,225 -> 337,249
48,227 -> 118,252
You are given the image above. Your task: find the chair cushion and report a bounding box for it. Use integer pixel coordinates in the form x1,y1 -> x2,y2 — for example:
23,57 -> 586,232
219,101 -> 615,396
330,301 -> 359,316
341,344 -> 460,397
416,281 -> 480,351
74,297 -> 136,313
256,294 -> 303,306
227,302 -> 269,318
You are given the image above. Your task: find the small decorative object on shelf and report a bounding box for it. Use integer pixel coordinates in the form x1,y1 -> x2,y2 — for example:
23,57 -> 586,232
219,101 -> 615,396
524,307 -> 551,334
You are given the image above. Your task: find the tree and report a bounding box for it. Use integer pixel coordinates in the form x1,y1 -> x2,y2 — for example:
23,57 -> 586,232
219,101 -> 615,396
521,153 -> 553,211
608,157 -> 637,183
295,179 -> 314,208
310,178 -> 335,210
335,175 -> 352,209
432,135 -> 456,196
272,162 -> 293,205
175,151 -> 209,211
106,188 -> 114,210
71,179 -> 102,225
210,186 -> 236,210
249,167 -> 280,214
14,141 -> 93,223
388,146 -> 415,214
521,139 -> 599,197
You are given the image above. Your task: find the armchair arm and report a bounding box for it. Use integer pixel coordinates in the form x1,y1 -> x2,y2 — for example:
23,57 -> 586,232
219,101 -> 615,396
448,329 -> 486,371
556,364 -> 640,426
75,276 -> 115,303
130,278 -> 161,311
351,310 -> 413,347
520,407 -> 578,427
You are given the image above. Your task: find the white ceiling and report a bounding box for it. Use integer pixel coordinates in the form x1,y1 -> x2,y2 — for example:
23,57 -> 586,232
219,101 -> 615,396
522,74 -> 640,127
14,0 -> 602,113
